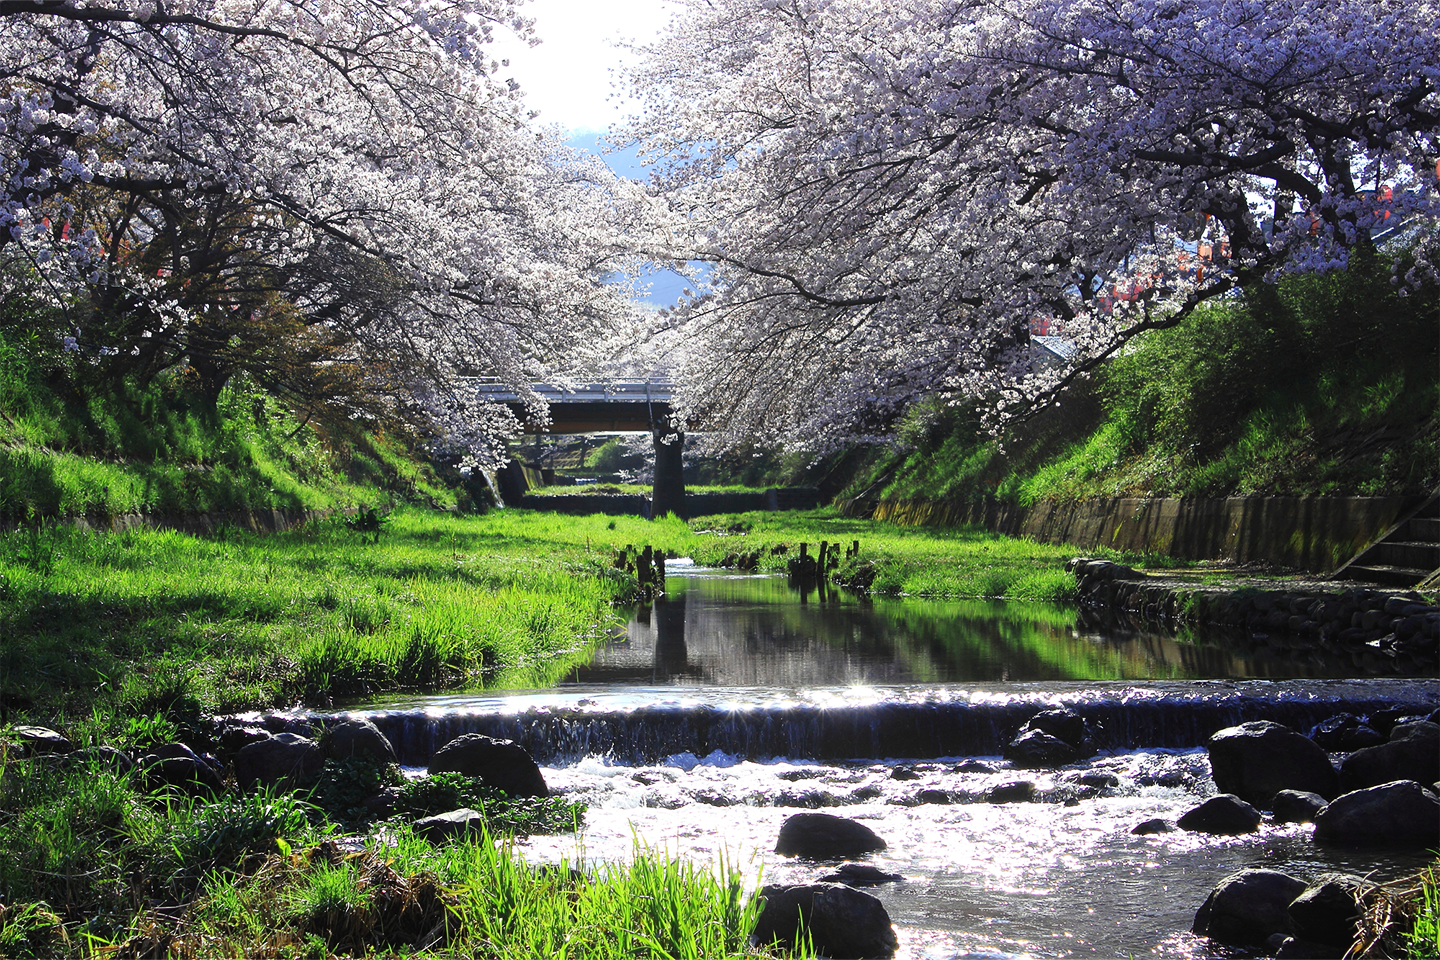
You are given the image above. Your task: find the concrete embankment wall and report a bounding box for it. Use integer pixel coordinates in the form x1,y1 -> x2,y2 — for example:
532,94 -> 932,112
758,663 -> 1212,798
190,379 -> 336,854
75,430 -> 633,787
837,495 -> 1421,573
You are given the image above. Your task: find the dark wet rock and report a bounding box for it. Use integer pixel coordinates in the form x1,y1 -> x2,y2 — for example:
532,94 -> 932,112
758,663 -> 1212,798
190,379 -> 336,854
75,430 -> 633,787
950,760 -> 994,773
321,718 -> 396,764
1309,714 -> 1385,752
235,732 -> 324,792
361,785 -> 403,818
1069,771 -> 1121,789
1313,780 -> 1440,847
1004,729 -> 1079,768
1131,818 -> 1176,835
1192,869 -> 1306,947
1271,790 -> 1327,824
1338,722 -> 1440,793
260,714 -> 292,734
58,745 -> 134,776
428,734 -> 548,798
1287,873 -> 1366,949
139,742 -> 223,797
752,882 -> 898,958
1177,794 -> 1262,834
413,807 -> 485,842
914,788 -> 955,805
9,725 -> 73,756
1269,933 -> 1343,959
984,781 -> 1035,804
1391,719 -> 1440,742
632,769 -> 679,785
218,722 -> 272,756
816,864 -> 904,887
775,813 -> 887,859
1023,708 -> 1093,754
1207,721 -> 1339,806
1366,708 -> 1426,736
888,765 -> 921,781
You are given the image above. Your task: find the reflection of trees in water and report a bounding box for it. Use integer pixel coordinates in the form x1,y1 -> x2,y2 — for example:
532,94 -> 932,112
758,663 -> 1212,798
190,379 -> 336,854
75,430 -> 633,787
570,576 -> 1360,687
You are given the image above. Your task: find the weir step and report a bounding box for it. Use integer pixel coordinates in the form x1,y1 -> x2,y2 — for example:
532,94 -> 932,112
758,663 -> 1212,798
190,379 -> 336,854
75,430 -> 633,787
1342,564 -> 1436,587
1331,491 -> 1440,588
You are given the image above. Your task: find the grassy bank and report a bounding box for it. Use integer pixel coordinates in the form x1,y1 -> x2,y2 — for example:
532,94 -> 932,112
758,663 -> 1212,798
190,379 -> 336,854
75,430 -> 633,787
851,257 -> 1438,505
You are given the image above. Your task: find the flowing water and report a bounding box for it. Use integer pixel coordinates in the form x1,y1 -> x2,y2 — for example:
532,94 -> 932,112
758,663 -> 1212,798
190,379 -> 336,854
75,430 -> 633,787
318,565 -> 1440,959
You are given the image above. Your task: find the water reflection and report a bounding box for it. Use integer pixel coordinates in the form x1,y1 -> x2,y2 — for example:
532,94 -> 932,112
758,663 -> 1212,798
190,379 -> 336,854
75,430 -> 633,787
567,571 -> 1364,686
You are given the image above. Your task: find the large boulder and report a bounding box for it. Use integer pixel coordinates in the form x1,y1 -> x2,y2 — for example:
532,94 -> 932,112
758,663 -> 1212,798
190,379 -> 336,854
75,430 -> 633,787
751,883 -> 898,958
1192,870 -> 1307,947
1313,780 -> 1440,847
1176,794 -> 1262,835
139,742 -> 223,797
234,732 -> 324,792
775,813 -> 887,859
218,721 -> 272,757
1003,729 -> 1079,769
321,718 -> 396,764
427,734 -> 548,798
1338,722 -> 1439,793
1287,873 -> 1366,950
1206,721 -> 1338,807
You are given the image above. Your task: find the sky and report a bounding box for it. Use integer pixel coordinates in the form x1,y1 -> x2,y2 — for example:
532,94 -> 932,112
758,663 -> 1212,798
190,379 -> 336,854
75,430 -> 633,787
488,0 -> 679,137
489,0 -> 690,306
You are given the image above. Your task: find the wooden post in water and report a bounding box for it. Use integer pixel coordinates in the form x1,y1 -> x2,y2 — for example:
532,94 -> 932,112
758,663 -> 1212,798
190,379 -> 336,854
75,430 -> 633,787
818,540 -> 829,573
638,545 -> 653,587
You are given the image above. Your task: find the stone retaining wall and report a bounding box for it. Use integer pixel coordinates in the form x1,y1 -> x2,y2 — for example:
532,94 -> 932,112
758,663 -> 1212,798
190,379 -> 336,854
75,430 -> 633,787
836,495 -> 1421,573
1070,558 -> 1440,676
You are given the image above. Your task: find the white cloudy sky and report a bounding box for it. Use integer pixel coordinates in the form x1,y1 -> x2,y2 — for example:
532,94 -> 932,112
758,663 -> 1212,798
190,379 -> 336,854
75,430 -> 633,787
489,0 -> 680,135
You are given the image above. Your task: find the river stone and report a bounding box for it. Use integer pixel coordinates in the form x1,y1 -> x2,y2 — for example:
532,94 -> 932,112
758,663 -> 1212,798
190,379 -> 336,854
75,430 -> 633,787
985,781 -> 1035,804
1176,794 -> 1262,834
413,808 -> 485,842
428,734 -> 548,798
1271,790 -> 1327,824
1131,818 -> 1176,835
775,813 -> 887,859
1192,869 -> 1306,947
1206,721 -> 1339,807
817,864 -> 904,887
1004,729 -> 1079,768
1309,714 -> 1386,752
321,718 -> 396,764
219,722 -> 272,757
1313,780 -> 1440,847
1287,873 -> 1366,949
1023,708 -> 1093,753
235,732 -> 324,792
139,742 -> 223,797
751,882 -> 898,958
1338,722 -> 1440,793
9,725 -> 73,756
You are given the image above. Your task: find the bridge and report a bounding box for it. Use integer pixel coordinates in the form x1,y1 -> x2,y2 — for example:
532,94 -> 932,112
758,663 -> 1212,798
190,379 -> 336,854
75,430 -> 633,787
475,380 -> 687,518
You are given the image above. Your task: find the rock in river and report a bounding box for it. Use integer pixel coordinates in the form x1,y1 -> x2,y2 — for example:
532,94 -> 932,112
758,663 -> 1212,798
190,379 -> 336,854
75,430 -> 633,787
752,882 -> 898,958
428,734 -> 548,798
1177,794 -> 1262,835
1192,869 -> 1307,948
1206,721 -> 1338,807
1313,780 -> 1440,847
775,813 -> 887,859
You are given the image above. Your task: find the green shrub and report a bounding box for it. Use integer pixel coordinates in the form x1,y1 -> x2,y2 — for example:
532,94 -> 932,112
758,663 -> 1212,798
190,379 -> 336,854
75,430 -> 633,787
393,773 -> 585,836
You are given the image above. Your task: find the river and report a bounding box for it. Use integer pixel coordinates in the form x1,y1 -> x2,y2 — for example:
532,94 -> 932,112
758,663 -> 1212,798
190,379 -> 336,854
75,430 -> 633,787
326,563 -> 1439,958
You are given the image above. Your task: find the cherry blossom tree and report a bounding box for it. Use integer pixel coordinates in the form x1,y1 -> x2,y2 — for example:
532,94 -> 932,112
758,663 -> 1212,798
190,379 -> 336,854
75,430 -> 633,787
0,0 -> 644,464
623,0 -> 1440,449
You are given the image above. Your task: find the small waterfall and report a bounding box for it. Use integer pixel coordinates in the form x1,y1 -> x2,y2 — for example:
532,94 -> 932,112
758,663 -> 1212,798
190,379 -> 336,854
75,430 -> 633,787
317,683 -> 1437,766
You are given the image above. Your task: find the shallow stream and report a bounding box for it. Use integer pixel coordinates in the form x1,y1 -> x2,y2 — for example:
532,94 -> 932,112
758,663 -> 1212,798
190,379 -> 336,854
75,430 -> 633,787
324,565 -> 1439,958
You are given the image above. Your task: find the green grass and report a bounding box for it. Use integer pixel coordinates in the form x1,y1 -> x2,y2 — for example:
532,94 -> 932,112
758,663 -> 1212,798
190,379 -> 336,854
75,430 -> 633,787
679,508 -> 1157,600
852,255 -> 1438,505
1410,864 -> 1440,959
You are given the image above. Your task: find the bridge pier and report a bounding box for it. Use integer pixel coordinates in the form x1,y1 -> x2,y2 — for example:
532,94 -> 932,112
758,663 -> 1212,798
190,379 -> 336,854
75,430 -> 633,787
651,427 -> 686,519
